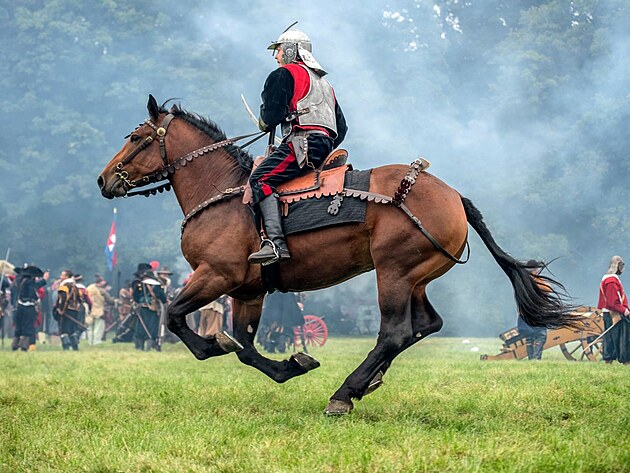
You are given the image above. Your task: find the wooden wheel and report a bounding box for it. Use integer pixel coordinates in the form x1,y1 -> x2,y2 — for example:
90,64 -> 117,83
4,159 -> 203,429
559,335 -> 603,361
294,315 -> 328,348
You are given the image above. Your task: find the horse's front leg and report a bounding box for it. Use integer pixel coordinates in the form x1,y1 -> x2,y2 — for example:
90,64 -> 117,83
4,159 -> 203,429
167,264 -> 242,360
231,298 -> 320,383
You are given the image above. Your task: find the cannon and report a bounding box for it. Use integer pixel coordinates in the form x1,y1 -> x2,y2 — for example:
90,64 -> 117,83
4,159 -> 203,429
481,306 -> 605,361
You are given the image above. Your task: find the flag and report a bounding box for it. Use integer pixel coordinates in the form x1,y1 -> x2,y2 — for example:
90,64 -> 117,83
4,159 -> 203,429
105,208 -> 118,271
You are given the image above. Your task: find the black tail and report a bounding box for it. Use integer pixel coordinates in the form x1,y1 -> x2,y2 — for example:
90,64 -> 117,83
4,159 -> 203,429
461,196 -> 576,328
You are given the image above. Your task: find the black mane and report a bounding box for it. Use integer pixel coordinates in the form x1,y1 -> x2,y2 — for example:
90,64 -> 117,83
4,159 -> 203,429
159,104 -> 254,173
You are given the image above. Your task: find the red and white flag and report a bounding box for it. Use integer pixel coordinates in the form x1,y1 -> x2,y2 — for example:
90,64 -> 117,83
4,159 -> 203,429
105,208 -> 118,271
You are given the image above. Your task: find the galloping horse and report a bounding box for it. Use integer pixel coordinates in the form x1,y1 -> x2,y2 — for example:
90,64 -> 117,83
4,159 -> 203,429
98,96 -> 573,415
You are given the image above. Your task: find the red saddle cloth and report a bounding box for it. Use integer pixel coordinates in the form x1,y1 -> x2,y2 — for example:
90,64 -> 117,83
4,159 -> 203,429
243,149 -> 349,206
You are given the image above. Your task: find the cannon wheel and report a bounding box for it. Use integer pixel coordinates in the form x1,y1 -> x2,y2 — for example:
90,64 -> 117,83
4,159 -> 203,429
294,315 -> 328,348
559,335 -> 603,361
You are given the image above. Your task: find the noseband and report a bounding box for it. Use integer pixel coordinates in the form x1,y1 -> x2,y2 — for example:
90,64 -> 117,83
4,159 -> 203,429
114,114 -> 265,197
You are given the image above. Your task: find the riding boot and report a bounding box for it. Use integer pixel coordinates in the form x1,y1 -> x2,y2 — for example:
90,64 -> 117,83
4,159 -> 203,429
248,194 -> 291,265
11,337 -> 20,351
60,333 -> 71,350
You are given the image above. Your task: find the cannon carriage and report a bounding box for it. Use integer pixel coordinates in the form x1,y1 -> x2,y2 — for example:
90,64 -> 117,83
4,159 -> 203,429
481,306 -> 605,361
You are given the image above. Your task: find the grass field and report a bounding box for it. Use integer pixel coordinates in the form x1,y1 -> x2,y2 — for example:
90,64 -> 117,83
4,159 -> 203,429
1,336 -> 629,472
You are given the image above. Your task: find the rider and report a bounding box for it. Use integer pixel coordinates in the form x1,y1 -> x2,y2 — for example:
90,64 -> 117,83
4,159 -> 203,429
248,27 -> 348,266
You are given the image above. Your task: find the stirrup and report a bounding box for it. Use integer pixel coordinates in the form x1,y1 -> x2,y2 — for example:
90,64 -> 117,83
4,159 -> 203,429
260,238 -> 280,266
248,238 -> 280,266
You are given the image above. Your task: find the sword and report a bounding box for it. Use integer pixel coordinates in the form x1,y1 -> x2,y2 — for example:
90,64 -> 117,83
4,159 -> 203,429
57,310 -> 88,331
240,94 -> 281,145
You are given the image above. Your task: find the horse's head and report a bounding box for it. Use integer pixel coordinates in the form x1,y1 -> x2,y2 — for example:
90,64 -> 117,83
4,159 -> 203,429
98,95 -> 175,199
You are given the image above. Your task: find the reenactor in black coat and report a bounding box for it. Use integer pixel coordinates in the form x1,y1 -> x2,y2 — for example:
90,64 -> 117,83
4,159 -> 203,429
132,263 -> 167,351
11,265 -> 47,351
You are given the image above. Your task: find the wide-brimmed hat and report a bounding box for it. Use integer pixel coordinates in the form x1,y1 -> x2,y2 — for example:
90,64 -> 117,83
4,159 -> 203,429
0,260 -> 15,276
15,264 -> 44,278
135,262 -> 153,277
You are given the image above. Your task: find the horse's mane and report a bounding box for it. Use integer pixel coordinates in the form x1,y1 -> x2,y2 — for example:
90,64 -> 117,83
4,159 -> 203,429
159,103 -> 254,176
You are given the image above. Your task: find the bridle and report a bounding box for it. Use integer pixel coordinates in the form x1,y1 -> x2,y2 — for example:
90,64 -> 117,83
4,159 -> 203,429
114,113 -> 265,197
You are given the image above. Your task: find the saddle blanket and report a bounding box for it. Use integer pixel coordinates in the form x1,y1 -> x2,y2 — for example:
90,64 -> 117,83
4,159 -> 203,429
283,168 -> 371,236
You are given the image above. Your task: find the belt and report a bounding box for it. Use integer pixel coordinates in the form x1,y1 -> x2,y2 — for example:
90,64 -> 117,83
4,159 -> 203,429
18,300 -> 36,306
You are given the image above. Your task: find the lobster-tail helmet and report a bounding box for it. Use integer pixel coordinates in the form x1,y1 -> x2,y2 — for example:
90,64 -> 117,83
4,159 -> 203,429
606,255 -> 625,275
268,29 -> 327,76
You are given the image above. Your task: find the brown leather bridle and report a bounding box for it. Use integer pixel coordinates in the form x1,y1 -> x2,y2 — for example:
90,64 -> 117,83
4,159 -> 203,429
114,114 -> 265,197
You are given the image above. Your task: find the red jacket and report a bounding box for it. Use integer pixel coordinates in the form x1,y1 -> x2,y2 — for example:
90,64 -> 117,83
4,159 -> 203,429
597,274 -> 629,314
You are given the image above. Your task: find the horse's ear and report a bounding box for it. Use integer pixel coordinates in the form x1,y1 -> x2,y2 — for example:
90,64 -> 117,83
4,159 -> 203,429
147,94 -> 159,121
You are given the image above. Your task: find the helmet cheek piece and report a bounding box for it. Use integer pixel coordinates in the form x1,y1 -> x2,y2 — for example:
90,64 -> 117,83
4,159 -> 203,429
281,42 -> 298,64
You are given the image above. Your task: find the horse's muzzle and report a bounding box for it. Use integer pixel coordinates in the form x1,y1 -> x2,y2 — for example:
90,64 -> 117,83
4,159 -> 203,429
97,174 -> 126,199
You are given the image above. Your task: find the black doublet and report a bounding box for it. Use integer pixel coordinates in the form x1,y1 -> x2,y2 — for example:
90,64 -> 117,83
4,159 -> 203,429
259,67 -> 348,148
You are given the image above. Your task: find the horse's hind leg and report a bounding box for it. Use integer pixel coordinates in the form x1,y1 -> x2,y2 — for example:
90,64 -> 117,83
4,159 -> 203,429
325,282 -> 444,414
361,284 -> 443,398
167,264 -> 242,360
325,274 -> 417,415
232,298 -> 320,383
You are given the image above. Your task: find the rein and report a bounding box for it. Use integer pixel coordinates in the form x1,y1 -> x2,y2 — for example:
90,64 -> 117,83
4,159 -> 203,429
115,113 -> 264,197
114,116 -> 467,263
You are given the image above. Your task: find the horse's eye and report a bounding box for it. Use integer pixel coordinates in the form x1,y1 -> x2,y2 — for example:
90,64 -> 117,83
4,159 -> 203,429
130,134 -> 141,143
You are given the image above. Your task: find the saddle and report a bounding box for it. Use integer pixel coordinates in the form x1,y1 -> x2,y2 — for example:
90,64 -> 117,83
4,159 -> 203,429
243,149 -> 350,208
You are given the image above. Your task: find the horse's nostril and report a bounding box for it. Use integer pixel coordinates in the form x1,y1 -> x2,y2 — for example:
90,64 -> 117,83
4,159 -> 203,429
97,175 -> 104,189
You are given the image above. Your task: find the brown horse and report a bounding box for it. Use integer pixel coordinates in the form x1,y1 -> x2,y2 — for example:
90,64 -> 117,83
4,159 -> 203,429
98,96 -> 573,415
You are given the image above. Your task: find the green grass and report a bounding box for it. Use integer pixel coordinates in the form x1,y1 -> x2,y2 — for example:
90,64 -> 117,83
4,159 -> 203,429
1,336 -> 628,472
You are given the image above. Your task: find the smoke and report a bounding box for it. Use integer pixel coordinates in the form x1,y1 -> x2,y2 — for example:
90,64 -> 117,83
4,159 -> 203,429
1,1 -> 628,336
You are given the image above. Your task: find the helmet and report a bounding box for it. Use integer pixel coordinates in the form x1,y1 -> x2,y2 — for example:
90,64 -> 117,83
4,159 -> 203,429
606,255 -> 625,275
268,29 -> 327,76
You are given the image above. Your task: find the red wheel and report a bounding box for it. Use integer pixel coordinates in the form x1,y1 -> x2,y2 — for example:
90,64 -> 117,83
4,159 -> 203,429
294,315 -> 328,348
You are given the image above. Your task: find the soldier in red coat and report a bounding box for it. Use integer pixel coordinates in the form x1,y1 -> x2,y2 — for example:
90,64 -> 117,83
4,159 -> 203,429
248,27 -> 348,266
597,255 -> 630,364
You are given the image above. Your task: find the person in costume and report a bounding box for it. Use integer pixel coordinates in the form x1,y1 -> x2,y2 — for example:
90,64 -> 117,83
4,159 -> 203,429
132,263 -> 166,351
247,26 -> 348,265
597,255 -> 630,364
55,269 -> 85,351
11,264 -> 47,351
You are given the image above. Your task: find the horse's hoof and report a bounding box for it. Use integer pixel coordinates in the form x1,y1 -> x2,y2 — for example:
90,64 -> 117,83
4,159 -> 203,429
363,371 -> 384,396
290,352 -> 321,372
324,399 -> 354,416
215,331 -> 244,353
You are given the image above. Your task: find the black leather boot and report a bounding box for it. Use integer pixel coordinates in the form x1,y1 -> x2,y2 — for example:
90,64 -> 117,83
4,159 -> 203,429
248,194 -> 291,265
19,336 -> 30,351
60,333 -> 71,350
11,337 -> 19,351
70,332 -> 80,351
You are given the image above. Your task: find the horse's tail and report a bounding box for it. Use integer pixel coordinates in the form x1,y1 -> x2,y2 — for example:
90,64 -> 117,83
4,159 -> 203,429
461,196 -> 576,328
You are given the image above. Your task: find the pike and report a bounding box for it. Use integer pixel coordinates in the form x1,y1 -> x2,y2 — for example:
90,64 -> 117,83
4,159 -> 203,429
582,314 -> 623,355
0,247 -> 9,349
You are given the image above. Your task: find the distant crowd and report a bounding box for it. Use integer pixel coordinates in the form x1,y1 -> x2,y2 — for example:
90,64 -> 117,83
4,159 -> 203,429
0,260 -> 232,352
